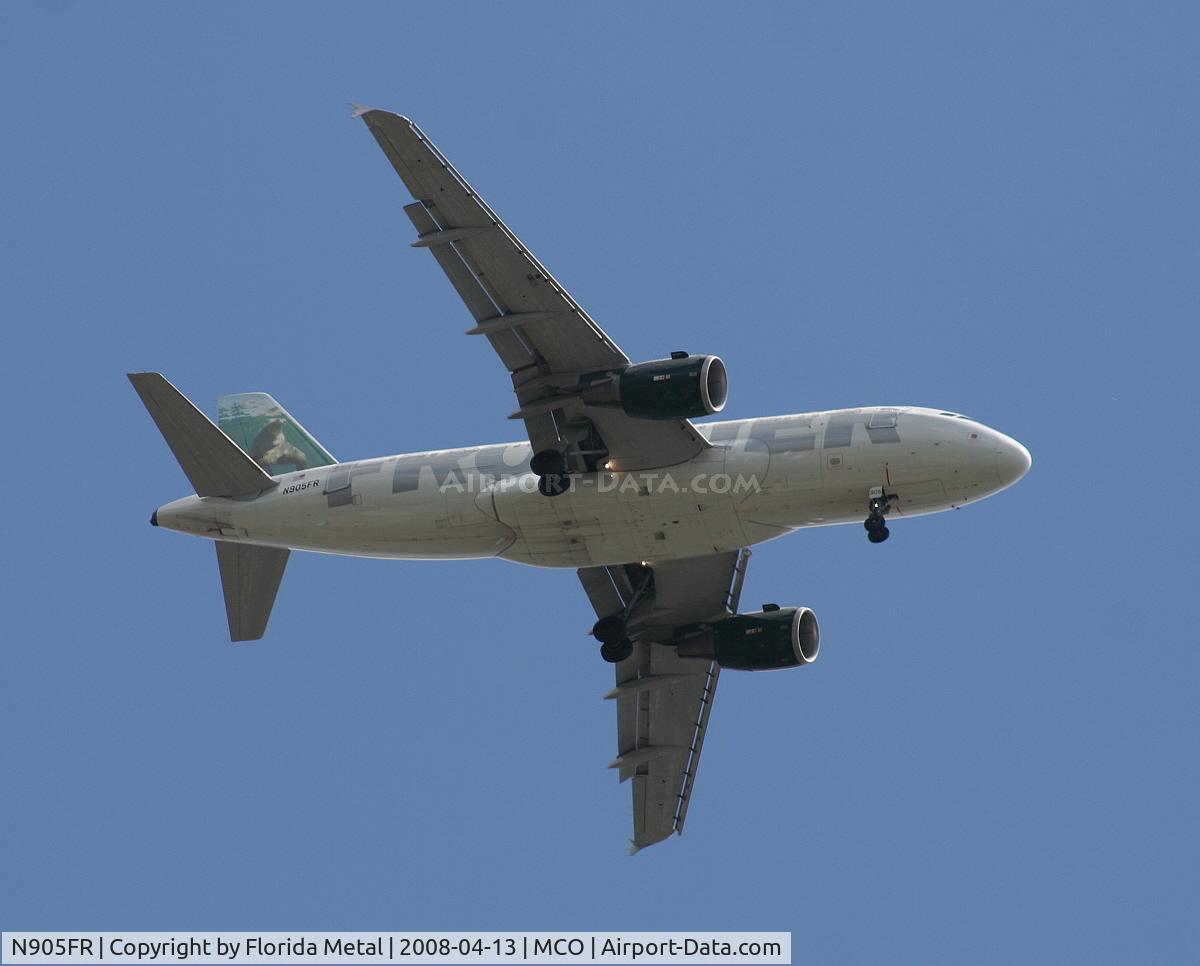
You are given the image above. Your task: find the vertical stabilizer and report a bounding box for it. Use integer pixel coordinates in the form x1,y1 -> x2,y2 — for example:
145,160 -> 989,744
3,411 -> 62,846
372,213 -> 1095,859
218,392 -> 337,476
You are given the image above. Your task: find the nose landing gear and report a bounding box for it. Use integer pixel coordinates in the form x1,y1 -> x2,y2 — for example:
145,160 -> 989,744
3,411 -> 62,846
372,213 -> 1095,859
864,485 -> 896,544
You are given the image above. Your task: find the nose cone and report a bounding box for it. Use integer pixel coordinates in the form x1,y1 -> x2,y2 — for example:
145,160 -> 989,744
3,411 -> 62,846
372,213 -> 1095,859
994,435 -> 1032,489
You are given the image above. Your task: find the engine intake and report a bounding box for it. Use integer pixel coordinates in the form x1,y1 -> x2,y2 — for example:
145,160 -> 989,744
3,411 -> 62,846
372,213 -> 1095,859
676,606 -> 819,671
582,354 -> 728,420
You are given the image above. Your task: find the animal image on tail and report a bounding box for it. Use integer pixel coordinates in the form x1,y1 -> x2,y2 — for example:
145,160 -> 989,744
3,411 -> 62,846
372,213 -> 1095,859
217,392 -> 336,475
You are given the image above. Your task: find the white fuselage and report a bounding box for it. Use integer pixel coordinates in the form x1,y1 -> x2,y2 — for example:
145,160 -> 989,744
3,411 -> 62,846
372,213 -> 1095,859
153,407 -> 1031,567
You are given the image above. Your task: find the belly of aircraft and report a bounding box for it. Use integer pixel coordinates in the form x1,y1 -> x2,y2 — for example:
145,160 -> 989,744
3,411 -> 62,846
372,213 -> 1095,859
480,470 -> 756,568
201,408 -> 1006,566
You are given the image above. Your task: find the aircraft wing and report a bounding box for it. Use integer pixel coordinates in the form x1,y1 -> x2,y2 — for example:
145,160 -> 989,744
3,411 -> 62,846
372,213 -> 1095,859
357,108 -> 709,470
578,548 -> 751,852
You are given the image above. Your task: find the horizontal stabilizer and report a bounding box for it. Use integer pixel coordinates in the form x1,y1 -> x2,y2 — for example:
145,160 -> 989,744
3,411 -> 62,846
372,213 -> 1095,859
128,373 -> 276,498
215,541 -> 290,642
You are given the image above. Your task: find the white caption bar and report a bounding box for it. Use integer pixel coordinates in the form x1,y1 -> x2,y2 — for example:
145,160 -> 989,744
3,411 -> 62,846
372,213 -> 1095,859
2,933 -> 790,965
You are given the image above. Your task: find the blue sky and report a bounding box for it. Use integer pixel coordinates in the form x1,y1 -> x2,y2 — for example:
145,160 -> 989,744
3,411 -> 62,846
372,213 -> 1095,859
2,3 -> 1196,962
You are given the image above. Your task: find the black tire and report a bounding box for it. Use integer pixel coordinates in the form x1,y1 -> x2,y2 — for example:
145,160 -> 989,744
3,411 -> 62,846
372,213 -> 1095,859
592,614 -> 627,644
601,638 -> 634,663
868,526 -> 890,543
530,448 -> 567,477
537,474 -> 569,497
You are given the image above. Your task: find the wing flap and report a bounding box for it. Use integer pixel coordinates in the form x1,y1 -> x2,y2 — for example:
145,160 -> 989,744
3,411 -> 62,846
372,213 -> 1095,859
620,641 -> 713,849
401,201 -> 495,320
400,201 -> 534,373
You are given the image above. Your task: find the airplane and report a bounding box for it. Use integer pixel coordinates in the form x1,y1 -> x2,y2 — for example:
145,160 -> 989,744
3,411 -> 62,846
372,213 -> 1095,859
130,108 -> 1032,852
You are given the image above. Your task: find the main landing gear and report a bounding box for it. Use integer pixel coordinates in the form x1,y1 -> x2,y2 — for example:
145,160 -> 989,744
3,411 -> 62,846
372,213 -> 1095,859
592,614 -> 634,664
864,485 -> 896,544
531,448 -> 570,497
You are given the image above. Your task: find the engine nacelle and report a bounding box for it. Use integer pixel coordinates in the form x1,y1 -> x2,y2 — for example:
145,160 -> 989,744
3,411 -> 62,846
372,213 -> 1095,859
676,606 -> 820,671
582,354 -> 728,420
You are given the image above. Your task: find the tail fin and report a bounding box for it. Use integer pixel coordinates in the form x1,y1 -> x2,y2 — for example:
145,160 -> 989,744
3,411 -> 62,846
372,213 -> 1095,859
215,542 -> 290,641
218,392 -> 336,475
129,373 -> 292,642
128,373 -> 276,498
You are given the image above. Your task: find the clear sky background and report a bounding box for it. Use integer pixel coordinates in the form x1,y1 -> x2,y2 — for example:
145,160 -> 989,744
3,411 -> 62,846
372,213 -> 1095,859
2,3 -> 1196,962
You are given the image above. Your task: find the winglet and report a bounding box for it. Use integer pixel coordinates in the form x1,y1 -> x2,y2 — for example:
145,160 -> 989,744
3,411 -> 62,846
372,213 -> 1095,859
352,103 -> 414,126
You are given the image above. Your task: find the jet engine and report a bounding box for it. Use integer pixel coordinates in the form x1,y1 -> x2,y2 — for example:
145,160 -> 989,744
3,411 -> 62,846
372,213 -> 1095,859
581,353 -> 728,420
676,605 -> 820,671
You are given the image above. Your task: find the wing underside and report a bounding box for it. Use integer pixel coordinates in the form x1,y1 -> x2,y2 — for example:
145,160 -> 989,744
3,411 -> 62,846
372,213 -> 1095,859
357,108 -> 709,470
580,549 -> 750,851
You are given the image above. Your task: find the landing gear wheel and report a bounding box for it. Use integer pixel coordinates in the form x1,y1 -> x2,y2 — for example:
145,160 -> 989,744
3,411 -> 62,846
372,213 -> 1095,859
530,448 -> 567,477
600,637 -> 634,663
537,474 -> 570,497
591,614 -> 628,644
864,491 -> 890,541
